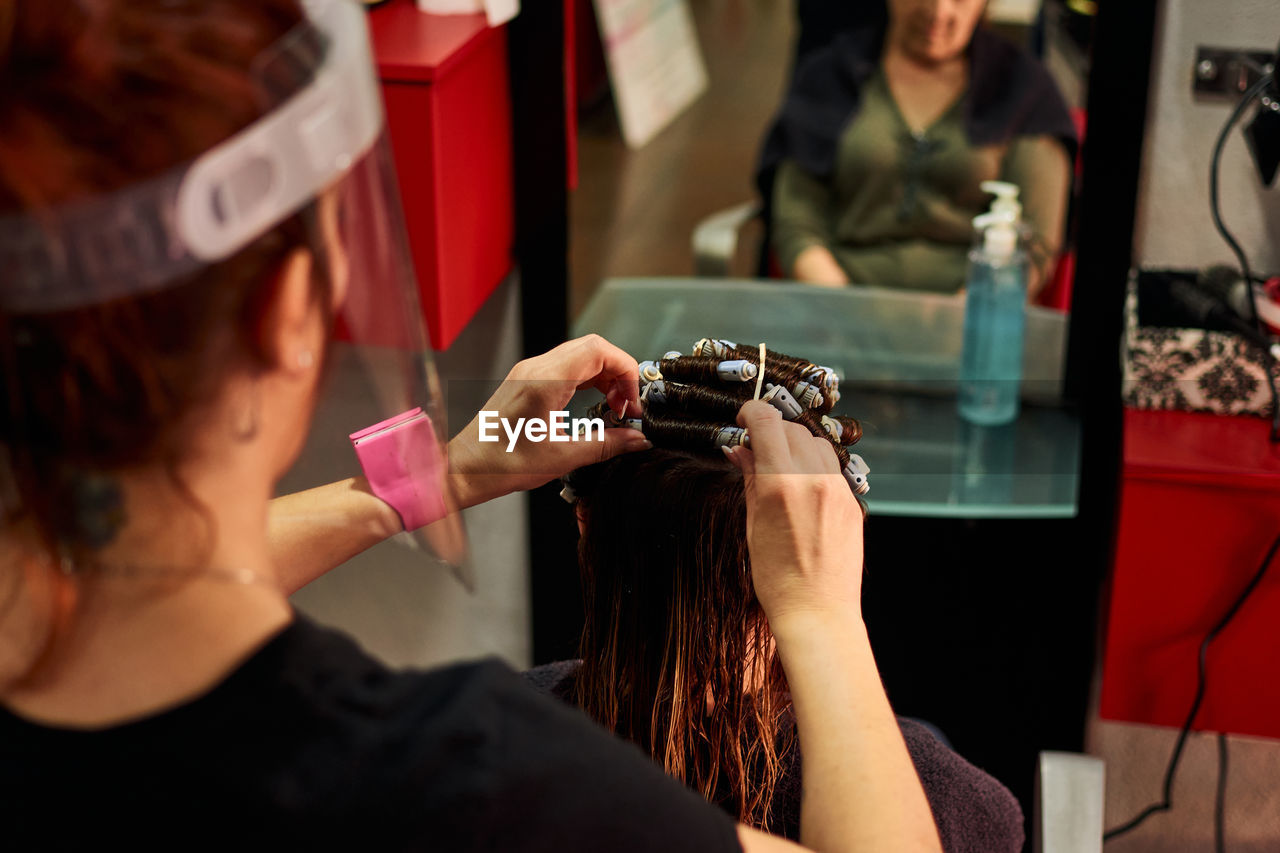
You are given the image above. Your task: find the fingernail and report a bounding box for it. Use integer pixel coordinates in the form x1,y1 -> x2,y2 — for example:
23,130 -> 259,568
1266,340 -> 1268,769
720,445 -> 735,457
632,439 -> 653,450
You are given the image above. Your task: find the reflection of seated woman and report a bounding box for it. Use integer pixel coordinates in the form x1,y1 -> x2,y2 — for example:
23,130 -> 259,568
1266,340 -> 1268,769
526,347 -> 1024,851
760,0 -> 1077,296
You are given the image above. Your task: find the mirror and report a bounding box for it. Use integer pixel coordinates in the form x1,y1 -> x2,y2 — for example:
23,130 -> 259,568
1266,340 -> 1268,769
568,0 -> 1096,349
555,5 -> 1103,816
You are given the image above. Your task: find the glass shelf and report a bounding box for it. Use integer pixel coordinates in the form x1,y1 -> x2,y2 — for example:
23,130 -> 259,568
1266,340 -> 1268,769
573,277 -> 1081,519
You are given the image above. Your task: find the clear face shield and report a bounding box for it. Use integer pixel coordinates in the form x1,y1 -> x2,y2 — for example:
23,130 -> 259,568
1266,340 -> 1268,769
0,0 -> 469,584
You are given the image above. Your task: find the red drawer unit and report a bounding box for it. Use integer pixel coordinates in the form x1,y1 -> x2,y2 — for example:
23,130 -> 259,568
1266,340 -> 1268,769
1100,408 -> 1280,739
369,1 -> 514,350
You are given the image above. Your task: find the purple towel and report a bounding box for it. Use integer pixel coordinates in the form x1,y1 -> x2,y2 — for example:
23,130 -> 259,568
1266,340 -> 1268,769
523,660 -> 1024,852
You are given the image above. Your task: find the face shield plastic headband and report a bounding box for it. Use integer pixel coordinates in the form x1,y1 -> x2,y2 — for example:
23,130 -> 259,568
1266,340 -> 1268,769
0,0 -> 380,310
0,0 -> 471,586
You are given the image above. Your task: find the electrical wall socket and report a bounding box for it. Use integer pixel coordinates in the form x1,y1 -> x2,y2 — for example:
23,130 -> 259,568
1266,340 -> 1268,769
1193,46 -> 1275,97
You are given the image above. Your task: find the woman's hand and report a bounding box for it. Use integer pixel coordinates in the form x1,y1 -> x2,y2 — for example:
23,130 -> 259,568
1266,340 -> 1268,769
722,401 -> 864,625
792,245 -> 850,288
725,401 -> 942,853
448,335 -> 652,509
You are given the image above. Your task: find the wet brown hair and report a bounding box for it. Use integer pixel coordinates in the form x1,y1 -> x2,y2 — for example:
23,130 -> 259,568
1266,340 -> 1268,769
571,448 -> 795,830
568,344 -> 863,830
0,0 -> 330,558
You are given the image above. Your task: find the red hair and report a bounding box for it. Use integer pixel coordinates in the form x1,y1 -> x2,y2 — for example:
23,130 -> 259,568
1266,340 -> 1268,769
0,0 -> 331,681
0,0 -> 332,549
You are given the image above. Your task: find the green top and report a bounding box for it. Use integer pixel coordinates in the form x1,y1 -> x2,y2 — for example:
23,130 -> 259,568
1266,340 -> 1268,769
771,69 -> 1069,294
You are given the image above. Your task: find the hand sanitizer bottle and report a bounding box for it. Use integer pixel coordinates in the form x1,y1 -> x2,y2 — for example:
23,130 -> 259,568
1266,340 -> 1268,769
958,184 -> 1028,426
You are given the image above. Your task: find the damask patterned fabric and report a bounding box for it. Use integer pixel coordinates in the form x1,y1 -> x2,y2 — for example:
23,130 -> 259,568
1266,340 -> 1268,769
1122,279 -> 1275,416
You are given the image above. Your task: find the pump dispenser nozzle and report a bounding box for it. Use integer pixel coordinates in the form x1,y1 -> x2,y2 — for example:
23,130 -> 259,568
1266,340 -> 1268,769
973,210 -> 1019,261
974,181 -> 1023,264
980,180 -> 1022,221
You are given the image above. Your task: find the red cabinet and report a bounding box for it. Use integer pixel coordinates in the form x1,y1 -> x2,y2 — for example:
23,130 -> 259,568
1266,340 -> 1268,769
369,1 -> 514,350
1100,408 -> 1280,739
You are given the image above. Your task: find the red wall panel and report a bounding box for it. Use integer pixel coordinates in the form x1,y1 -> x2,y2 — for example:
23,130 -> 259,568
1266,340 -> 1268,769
1100,409 -> 1280,739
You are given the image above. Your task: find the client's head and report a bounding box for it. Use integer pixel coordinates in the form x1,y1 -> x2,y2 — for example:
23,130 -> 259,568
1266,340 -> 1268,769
564,341 -> 864,831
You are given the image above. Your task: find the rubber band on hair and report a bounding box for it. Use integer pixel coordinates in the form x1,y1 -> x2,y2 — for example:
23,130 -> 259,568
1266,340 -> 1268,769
711,345 -> 832,414
753,343 -> 766,401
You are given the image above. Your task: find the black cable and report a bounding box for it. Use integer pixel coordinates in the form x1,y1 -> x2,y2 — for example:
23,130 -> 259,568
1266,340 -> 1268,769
1208,73 -> 1280,442
1103,532 -> 1280,843
1215,732 -> 1228,853
1240,57 -> 1269,75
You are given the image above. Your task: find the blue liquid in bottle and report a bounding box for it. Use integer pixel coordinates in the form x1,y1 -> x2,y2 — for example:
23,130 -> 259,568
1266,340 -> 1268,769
958,247 -> 1027,426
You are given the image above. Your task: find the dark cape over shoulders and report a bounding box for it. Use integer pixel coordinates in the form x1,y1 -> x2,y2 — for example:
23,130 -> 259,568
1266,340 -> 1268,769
524,660 -> 1025,853
755,25 -> 1079,209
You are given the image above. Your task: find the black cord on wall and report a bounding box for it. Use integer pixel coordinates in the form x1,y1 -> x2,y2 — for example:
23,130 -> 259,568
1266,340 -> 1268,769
1102,532 -> 1279,845
1208,73 -> 1280,442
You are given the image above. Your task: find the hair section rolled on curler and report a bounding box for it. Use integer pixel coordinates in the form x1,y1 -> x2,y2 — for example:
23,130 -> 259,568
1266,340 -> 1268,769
639,360 -> 664,383
842,454 -> 870,495
761,383 -> 804,420
692,338 -> 738,358
576,339 -> 868,496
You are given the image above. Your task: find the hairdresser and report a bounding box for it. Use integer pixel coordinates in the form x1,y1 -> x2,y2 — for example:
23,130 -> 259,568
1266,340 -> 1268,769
0,2 -> 940,849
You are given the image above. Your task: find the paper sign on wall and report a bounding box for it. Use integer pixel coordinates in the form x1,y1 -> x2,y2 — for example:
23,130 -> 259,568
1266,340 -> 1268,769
416,0 -> 519,27
483,0 -> 519,26
592,0 -> 708,149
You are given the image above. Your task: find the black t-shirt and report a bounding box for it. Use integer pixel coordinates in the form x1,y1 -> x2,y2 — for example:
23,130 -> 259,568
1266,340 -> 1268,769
1,616 -> 742,851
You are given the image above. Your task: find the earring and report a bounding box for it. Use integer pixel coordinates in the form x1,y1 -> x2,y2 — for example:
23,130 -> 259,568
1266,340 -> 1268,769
233,387 -> 260,442
297,350 -> 315,369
